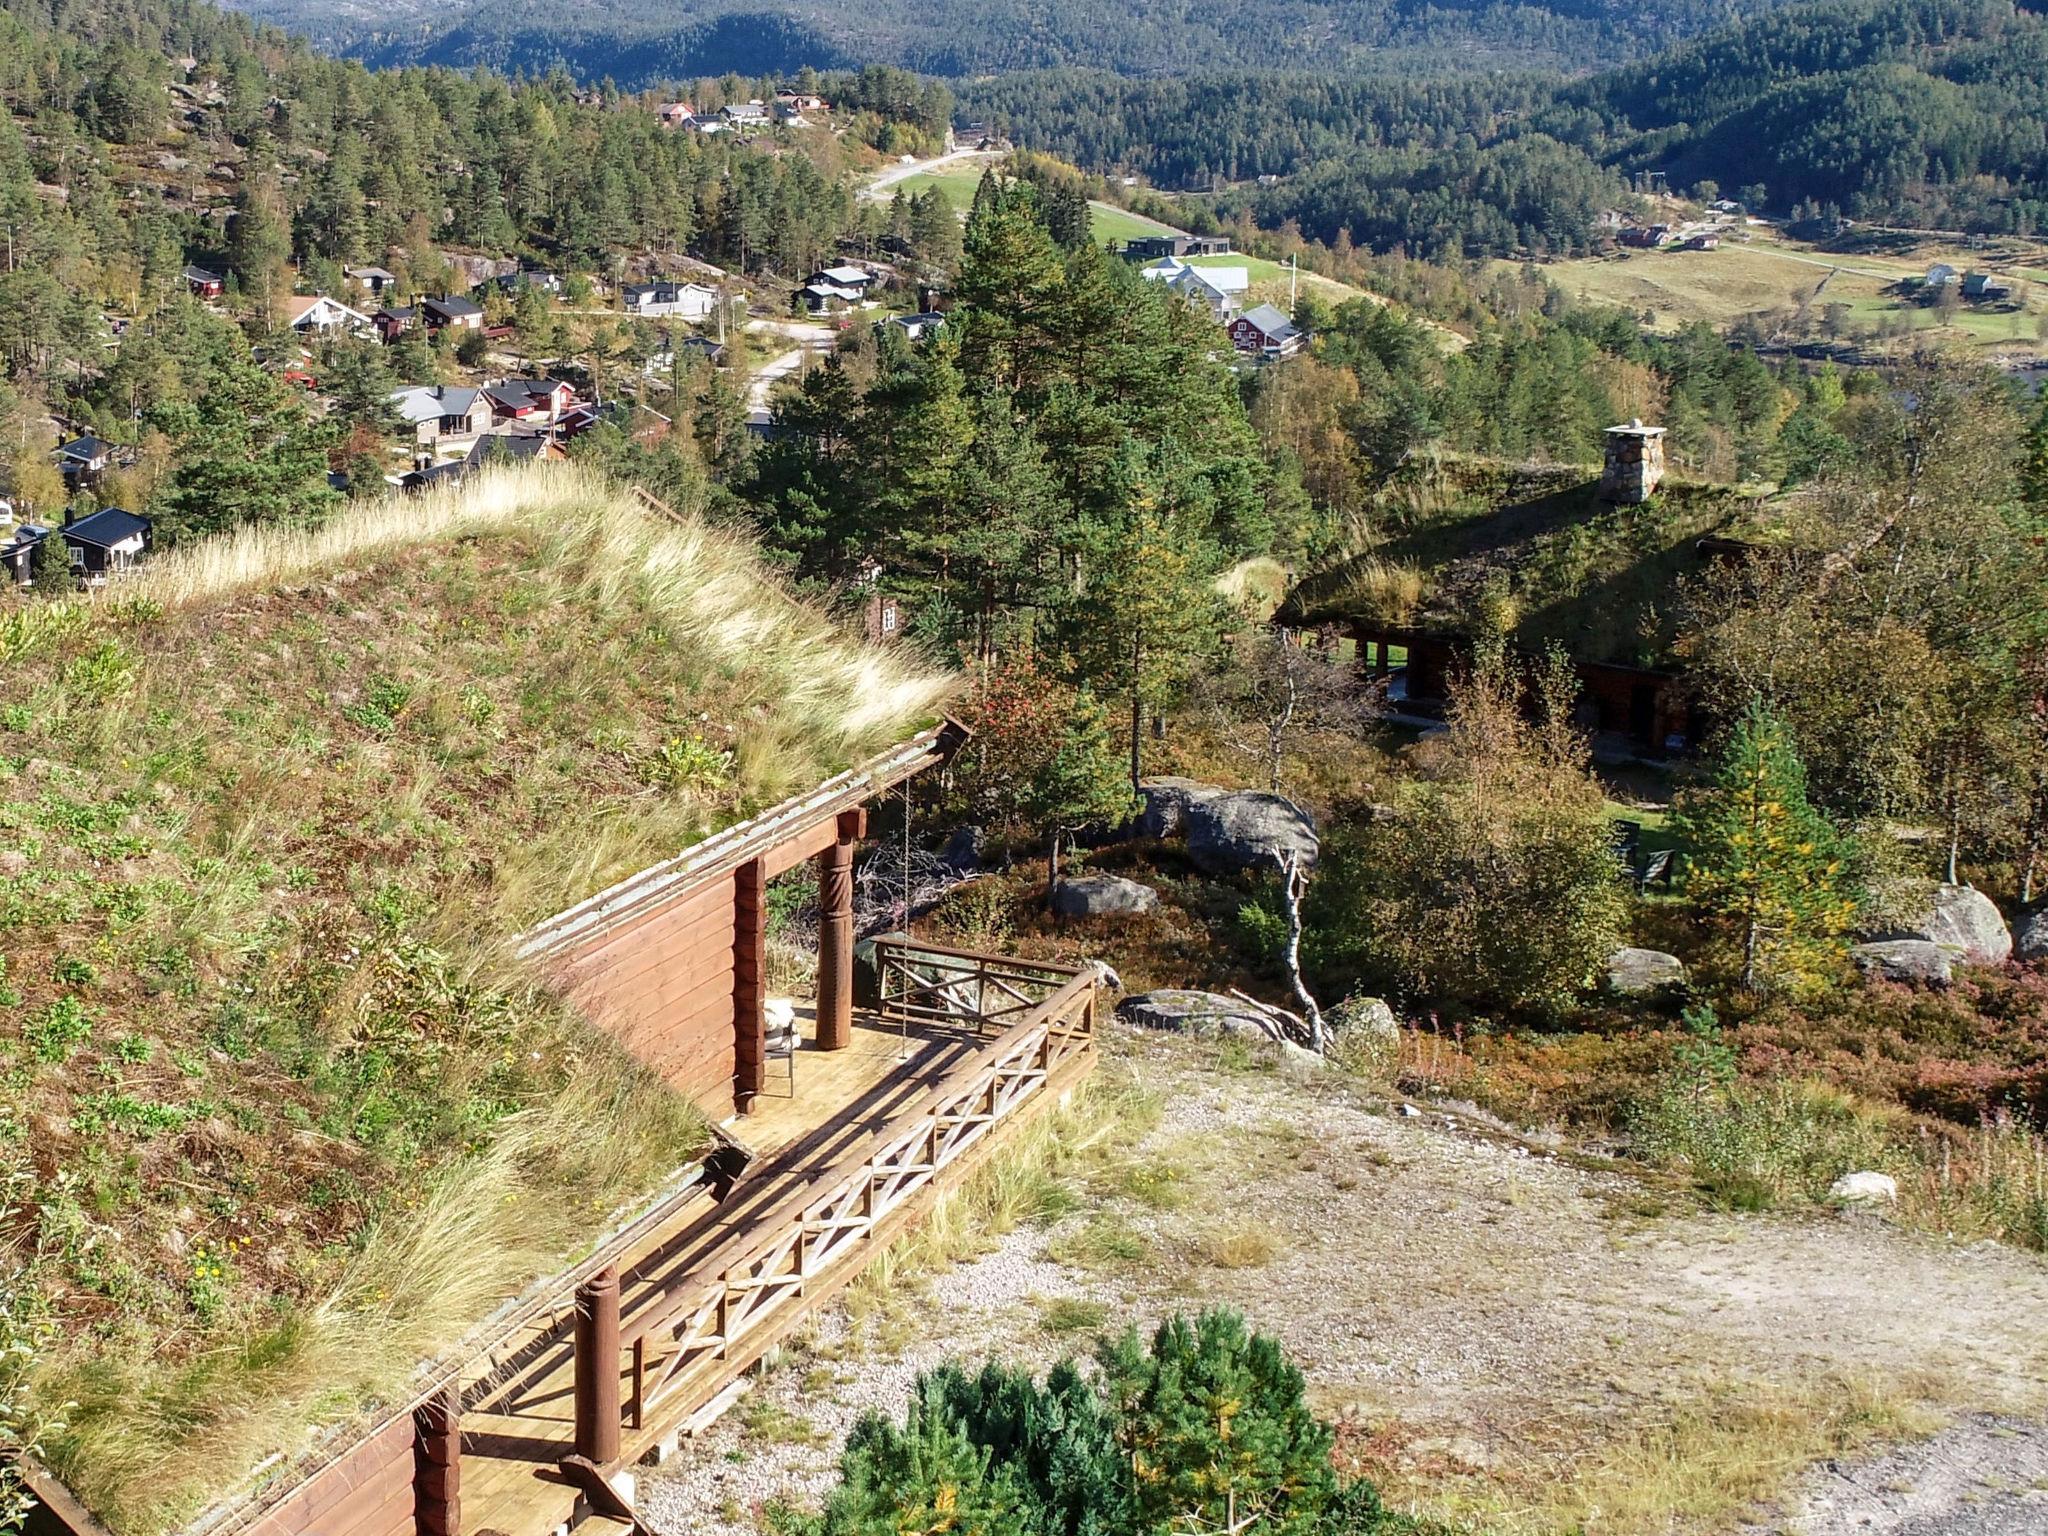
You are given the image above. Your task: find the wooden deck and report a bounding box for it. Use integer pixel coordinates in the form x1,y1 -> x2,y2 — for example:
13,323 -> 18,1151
453,1010 -> 991,1536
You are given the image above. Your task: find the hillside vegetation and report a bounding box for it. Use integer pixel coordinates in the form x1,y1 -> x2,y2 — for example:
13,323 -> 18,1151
0,466 -> 951,1535
971,0 -> 2048,254
242,0 -> 1804,87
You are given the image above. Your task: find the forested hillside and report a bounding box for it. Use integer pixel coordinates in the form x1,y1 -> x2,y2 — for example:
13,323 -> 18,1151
965,0 -> 2048,250
236,0 -> 1795,86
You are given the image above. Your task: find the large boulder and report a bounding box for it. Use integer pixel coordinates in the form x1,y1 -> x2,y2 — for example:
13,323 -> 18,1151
1137,777 -> 1222,839
2016,907 -> 2048,965
1052,873 -> 1160,918
1184,791 -> 1320,876
1328,995 -> 1399,1046
1606,947 -> 1689,998
1864,883 -> 2012,967
1851,939 -> 1954,988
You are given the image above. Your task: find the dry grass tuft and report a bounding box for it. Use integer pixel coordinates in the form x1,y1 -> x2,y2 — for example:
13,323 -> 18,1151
1335,558 -> 1426,626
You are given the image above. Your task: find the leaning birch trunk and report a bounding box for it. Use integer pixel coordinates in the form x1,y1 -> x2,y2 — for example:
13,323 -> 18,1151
1275,849 -> 1325,1051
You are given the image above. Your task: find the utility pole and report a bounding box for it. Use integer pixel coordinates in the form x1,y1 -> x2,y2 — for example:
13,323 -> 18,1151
1289,253 -> 1297,310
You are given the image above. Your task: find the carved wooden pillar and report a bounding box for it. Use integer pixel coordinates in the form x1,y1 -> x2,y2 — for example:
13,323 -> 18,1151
572,1265 -> 621,1465
412,1386 -> 461,1536
815,808 -> 864,1051
733,857 -> 766,1113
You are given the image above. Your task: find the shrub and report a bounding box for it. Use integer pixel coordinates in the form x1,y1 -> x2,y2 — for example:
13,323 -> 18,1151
1628,1077 -> 1892,1208
805,1310 -> 1402,1536
1309,643 -> 1625,1016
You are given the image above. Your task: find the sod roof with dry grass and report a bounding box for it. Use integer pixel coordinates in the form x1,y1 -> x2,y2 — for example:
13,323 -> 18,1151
0,466 -> 954,1535
1292,455 -> 1775,667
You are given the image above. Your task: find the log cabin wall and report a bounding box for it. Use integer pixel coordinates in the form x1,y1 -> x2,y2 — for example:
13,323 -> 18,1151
241,1414 -> 414,1536
553,874 -> 741,1108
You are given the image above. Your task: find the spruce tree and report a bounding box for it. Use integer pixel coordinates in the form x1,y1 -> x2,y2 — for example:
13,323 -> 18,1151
1675,701 -> 1860,994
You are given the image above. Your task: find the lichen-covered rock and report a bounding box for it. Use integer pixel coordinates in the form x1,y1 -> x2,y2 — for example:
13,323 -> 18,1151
2015,906 -> 2048,964
1328,995 -> 1399,1044
1136,777 -> 1222,839
1606,947 -> 1689,997
1865,883 -> 2012,966
1051,874 -> 1160,918
1184,791 -> 1319,875
1851,939 -> 1954,988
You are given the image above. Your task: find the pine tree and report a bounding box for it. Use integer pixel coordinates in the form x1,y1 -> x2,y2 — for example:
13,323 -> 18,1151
1674,701 -> 1861,994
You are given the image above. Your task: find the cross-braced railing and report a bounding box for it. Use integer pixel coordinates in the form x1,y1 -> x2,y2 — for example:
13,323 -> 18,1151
875,938 -> 1081,1037
604,953 -> 1095,1459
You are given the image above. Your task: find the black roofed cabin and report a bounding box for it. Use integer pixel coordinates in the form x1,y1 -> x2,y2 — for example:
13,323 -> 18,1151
61,506 -> 152,583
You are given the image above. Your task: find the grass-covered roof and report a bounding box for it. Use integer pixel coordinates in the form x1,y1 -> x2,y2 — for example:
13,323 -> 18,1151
1292,455 -> 1775,668
0,467 -> 953,1535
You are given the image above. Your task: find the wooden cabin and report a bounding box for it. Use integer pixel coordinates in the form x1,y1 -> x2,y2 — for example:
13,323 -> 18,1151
1351,620 -> 1692,758
25,724 -> 1099,1536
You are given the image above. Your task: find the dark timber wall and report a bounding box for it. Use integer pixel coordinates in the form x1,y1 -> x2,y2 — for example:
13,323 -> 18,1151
242,1415 -> 413,1536
555,875 -> 741,1107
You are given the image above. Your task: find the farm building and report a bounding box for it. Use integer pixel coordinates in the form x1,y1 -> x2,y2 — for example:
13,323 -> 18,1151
10,468 -> 1097,1536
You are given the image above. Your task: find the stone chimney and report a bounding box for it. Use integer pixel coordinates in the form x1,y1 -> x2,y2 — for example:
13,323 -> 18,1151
1600,419 -> 1666,504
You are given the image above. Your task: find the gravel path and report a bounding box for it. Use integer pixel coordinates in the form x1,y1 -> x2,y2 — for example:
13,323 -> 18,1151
638,1029 -> 2048,1536
1755,1416 -> 2048,1534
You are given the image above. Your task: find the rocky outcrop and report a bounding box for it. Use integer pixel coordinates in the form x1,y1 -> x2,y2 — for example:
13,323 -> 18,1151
1051,874 -> 1160,918
1605,947 -> 1688,997
1184,791 -> 1319,875
1864,883 -> 2012,967
1137,778 -> 1221,839
1851,939 -> 1954,988
2015,906 -> 2048,965
1117,989 -> 1324,1069
1118,989 -> 1279,1039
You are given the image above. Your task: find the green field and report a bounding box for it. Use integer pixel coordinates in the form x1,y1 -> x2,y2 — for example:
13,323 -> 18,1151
1521,230 -> 2047,355
882,164 -> 1184,246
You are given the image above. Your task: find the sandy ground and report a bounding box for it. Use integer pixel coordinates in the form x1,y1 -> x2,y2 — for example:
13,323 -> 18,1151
638,1028 -> 2048,1536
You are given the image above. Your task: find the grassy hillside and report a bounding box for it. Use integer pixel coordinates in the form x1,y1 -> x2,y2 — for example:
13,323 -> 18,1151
1,467 -> 952,1535
1293,455 -> 1772,667
1521,226 -> 2047,354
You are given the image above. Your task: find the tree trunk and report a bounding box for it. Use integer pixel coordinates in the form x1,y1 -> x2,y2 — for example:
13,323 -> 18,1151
1943,746 -> 1963,886
1277,854 -> 1324,1051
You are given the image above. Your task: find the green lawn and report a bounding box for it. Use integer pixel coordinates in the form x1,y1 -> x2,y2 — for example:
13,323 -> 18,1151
884,165 -> 990,209
881,165 -> 1184,246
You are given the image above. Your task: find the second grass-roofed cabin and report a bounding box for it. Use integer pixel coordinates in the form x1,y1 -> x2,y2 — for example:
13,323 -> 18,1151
4,467 -> 1100,1536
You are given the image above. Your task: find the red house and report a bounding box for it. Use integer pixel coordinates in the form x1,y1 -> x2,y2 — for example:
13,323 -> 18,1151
483,378 -> 577,425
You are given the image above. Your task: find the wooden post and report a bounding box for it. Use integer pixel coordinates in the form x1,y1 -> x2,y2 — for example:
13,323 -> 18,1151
815,808 -> 863,1051
573,1266 -> 621,1465
733,857 -> 766,1113
412,1386 -> 460,1536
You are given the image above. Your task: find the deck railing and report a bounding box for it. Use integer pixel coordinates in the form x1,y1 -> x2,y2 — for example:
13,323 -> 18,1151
875,938 -> 1084,1035
587,945 -> 1096,1480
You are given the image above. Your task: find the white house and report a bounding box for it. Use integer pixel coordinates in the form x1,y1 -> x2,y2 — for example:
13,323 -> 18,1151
1138,258 -> 1249,321
623,281 -> 719,320
388,384 -> 494,449
284,293 -> 375,336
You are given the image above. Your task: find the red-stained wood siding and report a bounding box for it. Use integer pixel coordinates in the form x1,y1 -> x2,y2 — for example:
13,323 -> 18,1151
244,1416 -> 413,1536
553,876 -> 740,1110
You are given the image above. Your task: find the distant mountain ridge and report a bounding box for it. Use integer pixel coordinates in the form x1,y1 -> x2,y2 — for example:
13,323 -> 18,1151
227,0 -> 1800,84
